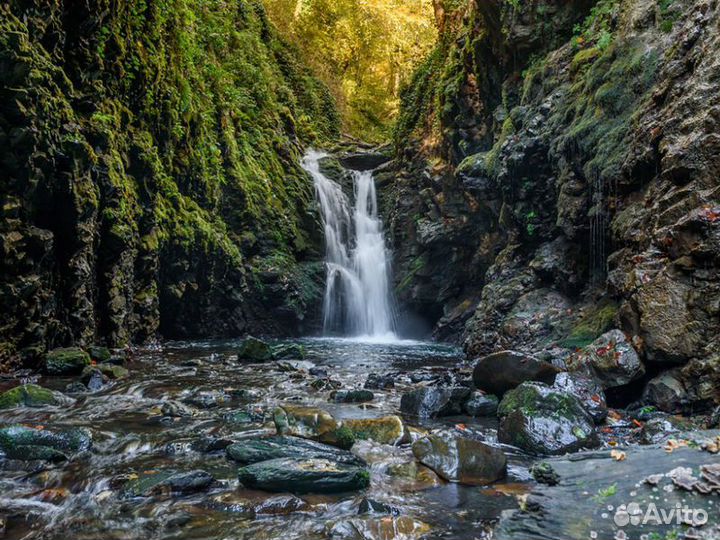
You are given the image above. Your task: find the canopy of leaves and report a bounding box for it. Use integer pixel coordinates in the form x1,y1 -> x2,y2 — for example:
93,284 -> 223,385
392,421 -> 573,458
264,0 -> 437,142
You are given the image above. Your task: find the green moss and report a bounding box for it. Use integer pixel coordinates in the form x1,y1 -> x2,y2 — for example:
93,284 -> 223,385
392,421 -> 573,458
559,300 -> 618,349
44,347 -> 91,375
0,384 -> 59,409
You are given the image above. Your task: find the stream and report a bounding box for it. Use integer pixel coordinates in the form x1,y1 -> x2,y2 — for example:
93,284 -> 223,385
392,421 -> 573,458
0,338 -> 533,540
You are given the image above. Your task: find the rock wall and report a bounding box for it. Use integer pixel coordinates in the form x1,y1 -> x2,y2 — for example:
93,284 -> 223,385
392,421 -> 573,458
0,0 -> 339,369
384,0 -> 720,408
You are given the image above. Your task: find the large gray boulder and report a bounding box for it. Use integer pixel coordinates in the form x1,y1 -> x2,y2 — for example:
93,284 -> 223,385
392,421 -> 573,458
497,382 -> 599,455
566,330 -> 644,389
472,350 -> 561,396
412,432 -> 507,485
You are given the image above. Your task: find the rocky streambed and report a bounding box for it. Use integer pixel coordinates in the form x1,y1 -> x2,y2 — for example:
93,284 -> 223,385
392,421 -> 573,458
0,337 -> 718,540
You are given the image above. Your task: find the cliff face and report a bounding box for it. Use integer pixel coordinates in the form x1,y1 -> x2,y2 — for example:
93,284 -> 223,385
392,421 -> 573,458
384,0 -> 720,408
0,0 -> 338,368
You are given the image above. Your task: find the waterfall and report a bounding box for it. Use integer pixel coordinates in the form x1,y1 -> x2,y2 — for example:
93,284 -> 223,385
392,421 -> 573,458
302,150 -> 397,339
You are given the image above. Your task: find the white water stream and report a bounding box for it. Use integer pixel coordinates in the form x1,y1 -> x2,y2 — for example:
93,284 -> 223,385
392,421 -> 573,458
302,150 -> 397,339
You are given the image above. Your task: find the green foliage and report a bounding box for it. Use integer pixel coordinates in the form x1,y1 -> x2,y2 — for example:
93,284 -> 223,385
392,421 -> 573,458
264,0 -> 436,142
571,0 -> 621,50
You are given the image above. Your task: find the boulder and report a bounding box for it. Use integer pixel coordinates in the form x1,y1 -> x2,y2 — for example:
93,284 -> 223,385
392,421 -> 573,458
124,470 -> 214,496
330,389 -> 374,403
0,384 -> 69,408
0,425 -> 92,461
343,416 -> 405,445
642,369 -> 687,413
552,371 -> 608,423
87,345 -> 111,362
208,493 -> 309,516
566,330 -> 644,389
182,389 -> 231,409
472,351 -> 560,396
463,391 -> 499,417
273,405 -> 344,445
639,415 -> 702,445
237,457 -> 370,494
271,343 -> 307,360
364,373 -> 395,390
399,386 -> 471,418
82,368 -> 106,391
338,152 -> 391,171
497,382 -> 599,455
44,347 -> 91,375
226,436 -> 363,465
237,336 -> 273,362
412,432 -> 507,485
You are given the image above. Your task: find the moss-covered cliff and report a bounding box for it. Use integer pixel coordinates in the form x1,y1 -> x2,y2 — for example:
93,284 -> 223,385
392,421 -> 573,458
0,0 -> 339,369
384,0 -> 720,410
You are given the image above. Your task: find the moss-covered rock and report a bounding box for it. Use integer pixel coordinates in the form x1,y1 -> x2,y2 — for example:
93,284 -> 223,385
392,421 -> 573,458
273,405 -> 339,441
237,457 -> 370,494
226,436 -> 363,466
237,337 -> 273,362
0,425 -> 92,461
497,382 -> 599,455
44,348 -> 91,375
87,346 -> 112,363
342,416 -> 405,446
0,384 -> 68,408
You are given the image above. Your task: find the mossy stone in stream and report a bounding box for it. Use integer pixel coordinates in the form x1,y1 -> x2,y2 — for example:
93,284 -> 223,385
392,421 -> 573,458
497,382 -> 598,455
226,436 -> 363,465
237,337 -> 273,362
273,405 -> 339,440
0,384 -> 63,408
0,425 -> 92,461
44,347 -> 91,375
124,470 -> 214,497
330,389 -> 374,403
343,416 -> 405,445
272,343 -> 307,360
87,345 -> 112,363
82,363 -> 129,380
237,457 -> 370,494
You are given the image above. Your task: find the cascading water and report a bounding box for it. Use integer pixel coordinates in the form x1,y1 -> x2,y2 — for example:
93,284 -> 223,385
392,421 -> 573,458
302,150 -> 397,339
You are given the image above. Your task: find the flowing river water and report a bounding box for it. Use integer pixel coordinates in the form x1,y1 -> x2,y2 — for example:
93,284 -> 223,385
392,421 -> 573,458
0,338 -> 533,540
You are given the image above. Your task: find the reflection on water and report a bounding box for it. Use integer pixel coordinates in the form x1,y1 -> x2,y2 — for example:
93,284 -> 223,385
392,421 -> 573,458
0,338 -> 530,540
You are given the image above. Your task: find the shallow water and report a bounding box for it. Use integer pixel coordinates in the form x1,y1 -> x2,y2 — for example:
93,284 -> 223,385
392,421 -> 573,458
0,338 -> 532,540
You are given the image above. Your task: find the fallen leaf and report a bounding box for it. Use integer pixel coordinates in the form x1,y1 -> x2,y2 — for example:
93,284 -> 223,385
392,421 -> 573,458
611,449 -> 626,462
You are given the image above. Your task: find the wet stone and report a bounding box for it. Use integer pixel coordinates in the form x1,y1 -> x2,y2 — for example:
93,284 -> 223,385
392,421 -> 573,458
327,516 -> 430,540
44,347 -> 91,375
412,432 -> 507,485
237,336 -> 273,362
124,469 -> 214,497
343,416 -> 405,445
226,436 -> 363,465
331,389 -> 374,403
400,386 -> 471,418
0,425 -> 92,462
364,373 -> 395,390
358,498 -> 400,516
237,457 -> 370,494
497,382 -> 599,455
463,391 -> 499,417
0,384 -> 70,408
472,351 -> 560,396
